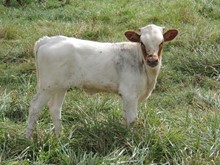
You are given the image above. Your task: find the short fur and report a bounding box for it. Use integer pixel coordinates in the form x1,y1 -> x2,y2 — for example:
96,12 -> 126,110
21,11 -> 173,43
26,24 -> 178,139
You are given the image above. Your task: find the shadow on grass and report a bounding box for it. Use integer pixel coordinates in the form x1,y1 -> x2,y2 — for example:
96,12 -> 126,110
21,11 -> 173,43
66,119 -> 130,156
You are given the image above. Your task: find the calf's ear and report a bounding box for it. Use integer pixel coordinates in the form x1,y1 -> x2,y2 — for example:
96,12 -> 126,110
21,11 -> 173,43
163,29 -> 178,42
124,31 -> 141,42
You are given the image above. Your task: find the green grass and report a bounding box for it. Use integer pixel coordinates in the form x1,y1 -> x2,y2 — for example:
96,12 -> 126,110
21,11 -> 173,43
0,0 -> 220,164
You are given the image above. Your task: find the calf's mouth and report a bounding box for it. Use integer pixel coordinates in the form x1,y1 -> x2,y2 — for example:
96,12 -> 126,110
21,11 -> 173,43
146,55 -> 159,67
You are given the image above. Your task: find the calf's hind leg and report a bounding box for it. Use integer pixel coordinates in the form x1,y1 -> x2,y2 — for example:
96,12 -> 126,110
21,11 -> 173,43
26,90 -> 53,139
47,90 -> 66,137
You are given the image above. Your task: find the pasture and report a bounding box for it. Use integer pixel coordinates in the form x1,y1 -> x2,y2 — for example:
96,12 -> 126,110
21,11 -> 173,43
0,0 -> 220,164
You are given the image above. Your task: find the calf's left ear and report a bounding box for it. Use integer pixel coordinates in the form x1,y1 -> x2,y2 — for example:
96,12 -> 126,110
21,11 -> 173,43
163,29 -> 178,42
124,31 -> 141,42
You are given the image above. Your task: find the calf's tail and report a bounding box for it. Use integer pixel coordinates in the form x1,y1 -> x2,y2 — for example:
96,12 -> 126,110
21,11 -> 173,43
34,36 -> 50,89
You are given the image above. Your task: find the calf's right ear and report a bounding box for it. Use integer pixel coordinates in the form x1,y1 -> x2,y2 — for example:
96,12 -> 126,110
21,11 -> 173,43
125,31 -> 141,42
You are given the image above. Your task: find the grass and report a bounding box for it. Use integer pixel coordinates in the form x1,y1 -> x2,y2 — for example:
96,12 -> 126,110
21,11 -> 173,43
0,0 -> 220,164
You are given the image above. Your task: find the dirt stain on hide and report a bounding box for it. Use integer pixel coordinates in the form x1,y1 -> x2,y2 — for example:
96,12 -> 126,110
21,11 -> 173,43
114,45 -> 144,74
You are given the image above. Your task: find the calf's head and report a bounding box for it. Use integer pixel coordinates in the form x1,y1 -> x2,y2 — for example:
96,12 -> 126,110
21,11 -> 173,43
125,24 -> 178,67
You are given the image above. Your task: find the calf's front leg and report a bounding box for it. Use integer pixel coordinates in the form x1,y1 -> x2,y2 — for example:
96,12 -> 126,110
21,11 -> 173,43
122,95 -> 138,126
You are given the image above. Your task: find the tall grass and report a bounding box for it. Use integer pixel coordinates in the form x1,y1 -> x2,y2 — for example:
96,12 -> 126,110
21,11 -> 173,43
0,0 -> 220,164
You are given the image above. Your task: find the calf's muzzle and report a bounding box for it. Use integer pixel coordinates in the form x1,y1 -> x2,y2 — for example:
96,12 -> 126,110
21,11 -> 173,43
146,54 -> 159,67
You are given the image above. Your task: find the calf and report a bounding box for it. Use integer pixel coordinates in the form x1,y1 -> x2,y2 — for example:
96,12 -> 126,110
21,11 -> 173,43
26,24 -> 178,139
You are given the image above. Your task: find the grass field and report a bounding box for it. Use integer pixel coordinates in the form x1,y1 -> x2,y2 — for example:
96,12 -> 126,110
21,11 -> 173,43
0,0 -> 220,164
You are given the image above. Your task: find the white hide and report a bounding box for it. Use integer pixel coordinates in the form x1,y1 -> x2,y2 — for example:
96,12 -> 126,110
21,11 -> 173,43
26,24 -> 178,139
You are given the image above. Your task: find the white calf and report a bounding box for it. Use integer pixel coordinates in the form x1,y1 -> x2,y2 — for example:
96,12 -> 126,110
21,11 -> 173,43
26,24 -> 178,138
